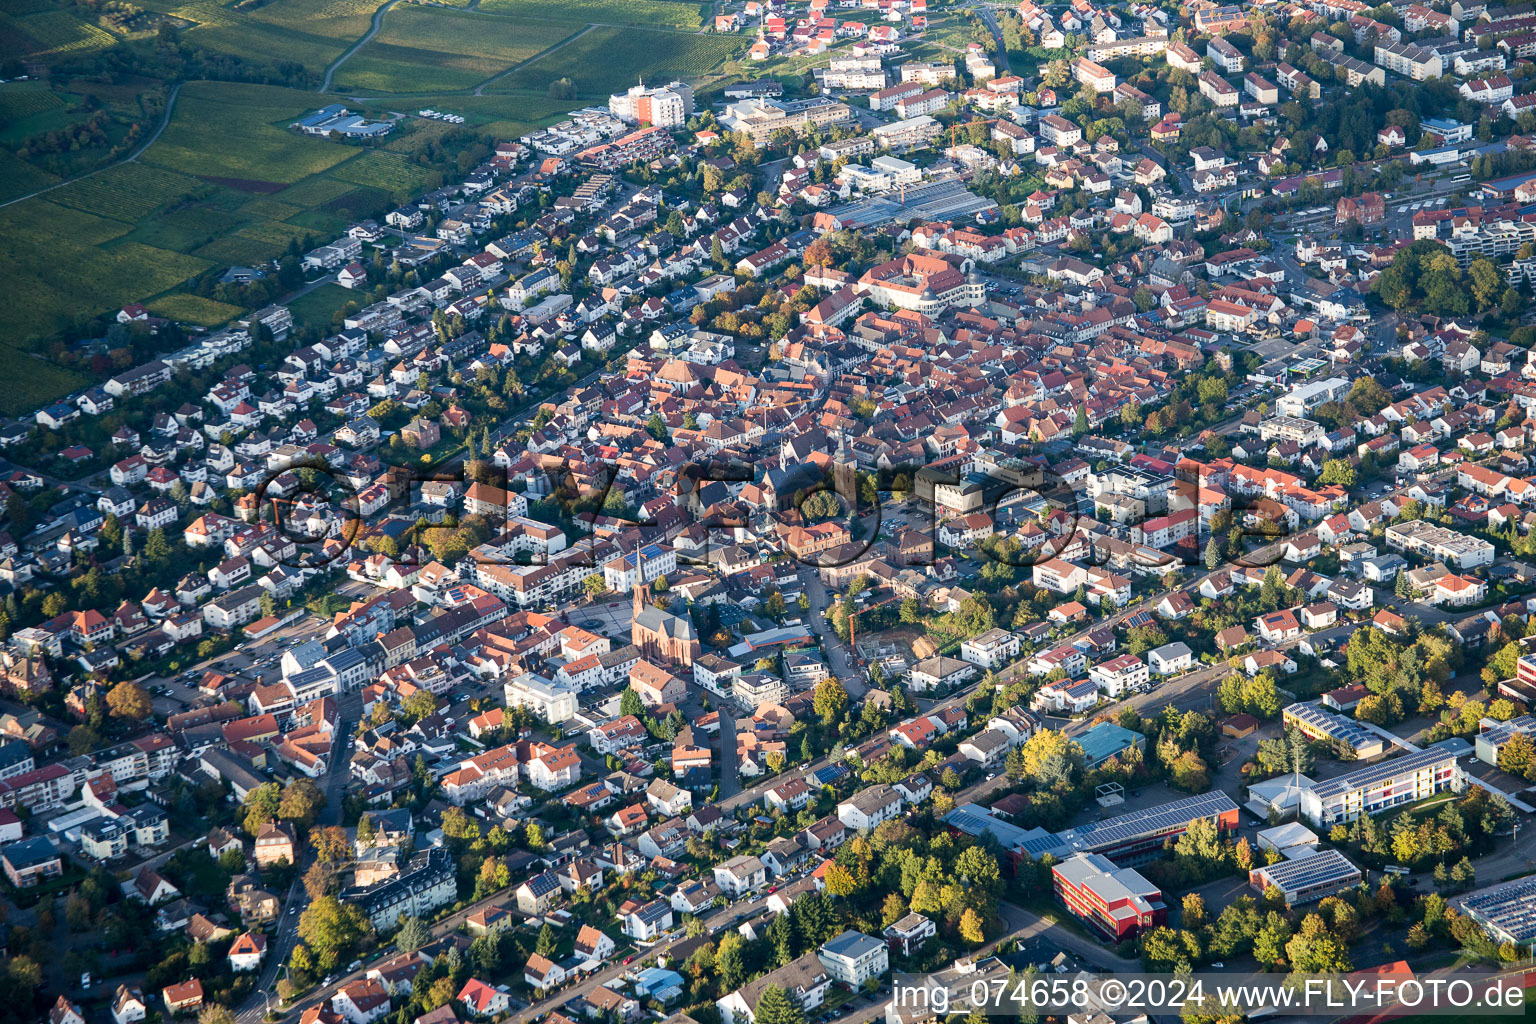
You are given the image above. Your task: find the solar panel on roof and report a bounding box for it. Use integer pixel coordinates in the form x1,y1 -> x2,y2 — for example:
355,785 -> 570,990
1310,747 -> 1456,799
1057,791 -> 1238,851
1459,878 -> 1536,942
1285,702 -> 1377,749
1255,848 -> 1359,891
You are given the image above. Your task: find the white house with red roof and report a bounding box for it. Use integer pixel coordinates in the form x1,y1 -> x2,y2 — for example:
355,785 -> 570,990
456,980 -> 509,1018
228,931 -> 267,971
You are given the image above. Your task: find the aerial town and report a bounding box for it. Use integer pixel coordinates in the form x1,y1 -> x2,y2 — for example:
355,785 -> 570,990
6,0 -> 1536,1024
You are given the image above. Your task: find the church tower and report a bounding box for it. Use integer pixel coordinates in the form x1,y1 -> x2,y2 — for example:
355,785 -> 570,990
631,544 -> 647,620
833,429 -> 857,505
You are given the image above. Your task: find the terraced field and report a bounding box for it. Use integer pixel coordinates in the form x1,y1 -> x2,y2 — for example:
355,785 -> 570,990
488,24 -> 739,98
0,348 -> 90,417
336,6 -> 584,93
0,148 -> 60,203
145,294 -> 247,327
48,163 -> 208,221
0,83 -> 66,121
0,8 -> 116,59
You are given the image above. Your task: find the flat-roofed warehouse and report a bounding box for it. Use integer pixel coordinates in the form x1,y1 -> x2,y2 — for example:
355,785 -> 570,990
1249,847 -> 1362,907
1456,877 -> 1536,953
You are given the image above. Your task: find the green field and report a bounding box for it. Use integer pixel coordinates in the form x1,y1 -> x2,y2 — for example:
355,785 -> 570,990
288,282 -> 361,329
147,0 -> 387,73
0,148 -> 60,203
477,0 -> 706,30
0,0 -> 748,414
0,347 -> 91,416
0,84 -> 62,121
0,8 -> 117,60
146,293 -> 247,326
336,7 -> 584,93
48,163 -> 208,221
142,82 -> 362,185
0,80 -> 456,404
487,24 -> 739,98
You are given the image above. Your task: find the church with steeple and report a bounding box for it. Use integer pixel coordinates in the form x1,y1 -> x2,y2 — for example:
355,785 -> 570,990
629,547 -> 699,667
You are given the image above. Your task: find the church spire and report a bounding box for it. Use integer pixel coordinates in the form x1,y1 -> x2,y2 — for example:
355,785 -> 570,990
631,541 -> 647,621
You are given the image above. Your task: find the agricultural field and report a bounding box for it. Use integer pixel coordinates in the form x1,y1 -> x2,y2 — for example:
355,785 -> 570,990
329,148 -> 440,196
0,66 -> 168,188
0,79 -> 464,407
141,81 -> 361,185
143,0 -> 386,73
336,7 -> 584,93
477,0 -> 706,30
0,82 -> 70,144
0,148 -> 60,204
145,294 -> 246,327
288,283 -> 362,329
48,163 -> 208,222
0,346 -> 91,418
488,25 -> 740,99
0,7 -> 116,61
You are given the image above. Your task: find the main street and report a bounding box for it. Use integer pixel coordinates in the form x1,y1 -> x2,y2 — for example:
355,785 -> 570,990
235,694 -> 357,1024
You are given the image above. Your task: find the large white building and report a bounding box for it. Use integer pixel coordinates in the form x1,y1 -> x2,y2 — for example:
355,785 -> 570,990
340,847 -> 456,931
1456,878 -> 1536,954
503,672 -> 580,724
816,930 -> 888,986
1298,747 -> 1459,827
1383,520 -> 1496,568
609,80 -> 694,127
1276,376 -> 1350,418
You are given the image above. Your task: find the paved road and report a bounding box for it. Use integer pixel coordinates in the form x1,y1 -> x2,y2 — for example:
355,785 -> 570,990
235,697 -> 357,1024
974,5 -> 1012,75
472,24 -> 595,97
804,571 -> 866,698
998,900 -> 1138,969
0,81 -> 182,211
321,0 -> 398,93
260,872 -> 534,1024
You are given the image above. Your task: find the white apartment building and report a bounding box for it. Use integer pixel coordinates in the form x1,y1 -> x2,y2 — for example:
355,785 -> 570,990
817,930 -> 889,986
503,672 -> 580,724
1087,654 -> 1150,697
960,628 -> 1021,670
609,80 -> 694,127
1298,748 -> 1459,826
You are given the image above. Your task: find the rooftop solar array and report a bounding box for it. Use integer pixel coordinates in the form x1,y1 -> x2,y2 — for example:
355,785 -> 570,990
1309,747 -> 1456,799
1284,702 -> 1379,751
1458,878 -> 1536,943
1253,848 -> 1360,892
1480,715 -> 1536,748
1056,791 -> 1239,852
